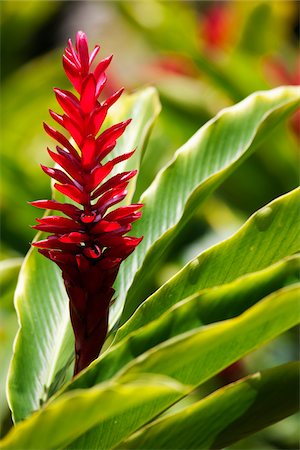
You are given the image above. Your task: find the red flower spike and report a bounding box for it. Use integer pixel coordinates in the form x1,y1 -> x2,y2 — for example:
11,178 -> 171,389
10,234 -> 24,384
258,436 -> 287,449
32,31 -> 143,376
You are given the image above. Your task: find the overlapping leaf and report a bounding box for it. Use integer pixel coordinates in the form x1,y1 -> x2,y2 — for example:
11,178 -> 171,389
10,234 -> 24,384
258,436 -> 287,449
114,86 -> 300,326
118,362 -> 299,449
59,206 -> 300,391
1,376 -> 186,450
2,285 -> 299,449
116,188 -> 300,341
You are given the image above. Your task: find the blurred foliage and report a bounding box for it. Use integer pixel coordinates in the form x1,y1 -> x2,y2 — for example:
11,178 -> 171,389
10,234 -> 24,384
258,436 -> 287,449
0,0 -> 299,446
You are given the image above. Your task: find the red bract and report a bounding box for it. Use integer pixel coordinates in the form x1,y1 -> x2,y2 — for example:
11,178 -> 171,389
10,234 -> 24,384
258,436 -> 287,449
31,31 -> 143,376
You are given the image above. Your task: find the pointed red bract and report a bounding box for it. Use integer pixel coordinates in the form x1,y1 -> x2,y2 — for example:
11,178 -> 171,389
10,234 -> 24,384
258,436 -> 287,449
32,31 -> 143,376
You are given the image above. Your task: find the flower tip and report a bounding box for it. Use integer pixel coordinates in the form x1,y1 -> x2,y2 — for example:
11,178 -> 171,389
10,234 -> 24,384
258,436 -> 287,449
76,30 -> 89,52
53,88 -> 64,99
43,122 -> 52,133
124,118 -> 132,128
77,30 -> 87,39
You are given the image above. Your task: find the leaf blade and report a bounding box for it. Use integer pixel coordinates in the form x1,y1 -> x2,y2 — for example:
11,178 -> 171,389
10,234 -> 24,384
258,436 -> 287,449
118,362 -> 300,449
116,188 -> 300,342
59,285 -> 300,448
112,86 -> 300,326
1,376 -> 186,450
2,286 -> 299,449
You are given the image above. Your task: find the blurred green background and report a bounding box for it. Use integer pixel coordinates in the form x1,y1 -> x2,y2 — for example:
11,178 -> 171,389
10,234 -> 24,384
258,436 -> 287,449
1,0 -> 299,446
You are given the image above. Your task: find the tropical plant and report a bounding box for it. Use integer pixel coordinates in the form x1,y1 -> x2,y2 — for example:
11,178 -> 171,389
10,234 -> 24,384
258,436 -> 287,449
1,27 -> 299,450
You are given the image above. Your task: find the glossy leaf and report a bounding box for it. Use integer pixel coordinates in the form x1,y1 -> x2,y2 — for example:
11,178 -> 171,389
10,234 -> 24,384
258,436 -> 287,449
60,246 -> 300,393
116,188 -> 300,341
116,284 -> 300,388
0,376 -> 186,450
2,286 -> 298,449
0,259 -> 21,427
119,362 -> 300,449
7,248 -> 73,424
113,86 -> 300,326
7,87 -> 161,423
57,285 -> 299,448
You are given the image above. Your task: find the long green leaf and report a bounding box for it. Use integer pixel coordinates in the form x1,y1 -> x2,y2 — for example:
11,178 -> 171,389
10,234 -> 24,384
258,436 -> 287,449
59,285 -> 300,449
118,362 -> 300,449
113,86 -> 300,326
7,251 -> 72,423
0,259 -> 21,428
0,376 -> 186,450
7,88 -> 161,423
116,188 -> 300,342
60,252 -> 300,393
116,284 -> 300,387
2,286 -> 298,449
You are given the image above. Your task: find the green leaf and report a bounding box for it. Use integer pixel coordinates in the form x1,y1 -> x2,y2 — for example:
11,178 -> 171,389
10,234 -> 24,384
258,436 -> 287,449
123,283 -> 299,381
60,247 -> 299,393
7,250 -> 73,424
57,285 -> 299,448
0,259 -> 21,428
113,86 -> 300,327
118,362 -> 300,449
7,87 -> 161,424
0,376 -> 186,450
116,188 -> 300,342
3,286 -> 298,449
116,284 -> 300,388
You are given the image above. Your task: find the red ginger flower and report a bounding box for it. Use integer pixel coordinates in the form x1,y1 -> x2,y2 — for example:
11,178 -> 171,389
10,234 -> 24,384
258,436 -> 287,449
31,31 -> 143,375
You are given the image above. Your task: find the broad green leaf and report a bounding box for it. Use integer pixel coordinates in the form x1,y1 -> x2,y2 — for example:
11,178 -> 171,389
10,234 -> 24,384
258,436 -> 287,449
0,376 -> 186,450
0,258 -> 22,428
7,88 -> 161,423
7,250 -> 73,424
115,284 -> 300,389
58,285 -> 300,448
0,312 -> 17,435
114,86 -> 300,326
116,189 -> 300,341
4,286 -> 298,449
119,362 -> 299,449
60,252 -> 299,393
